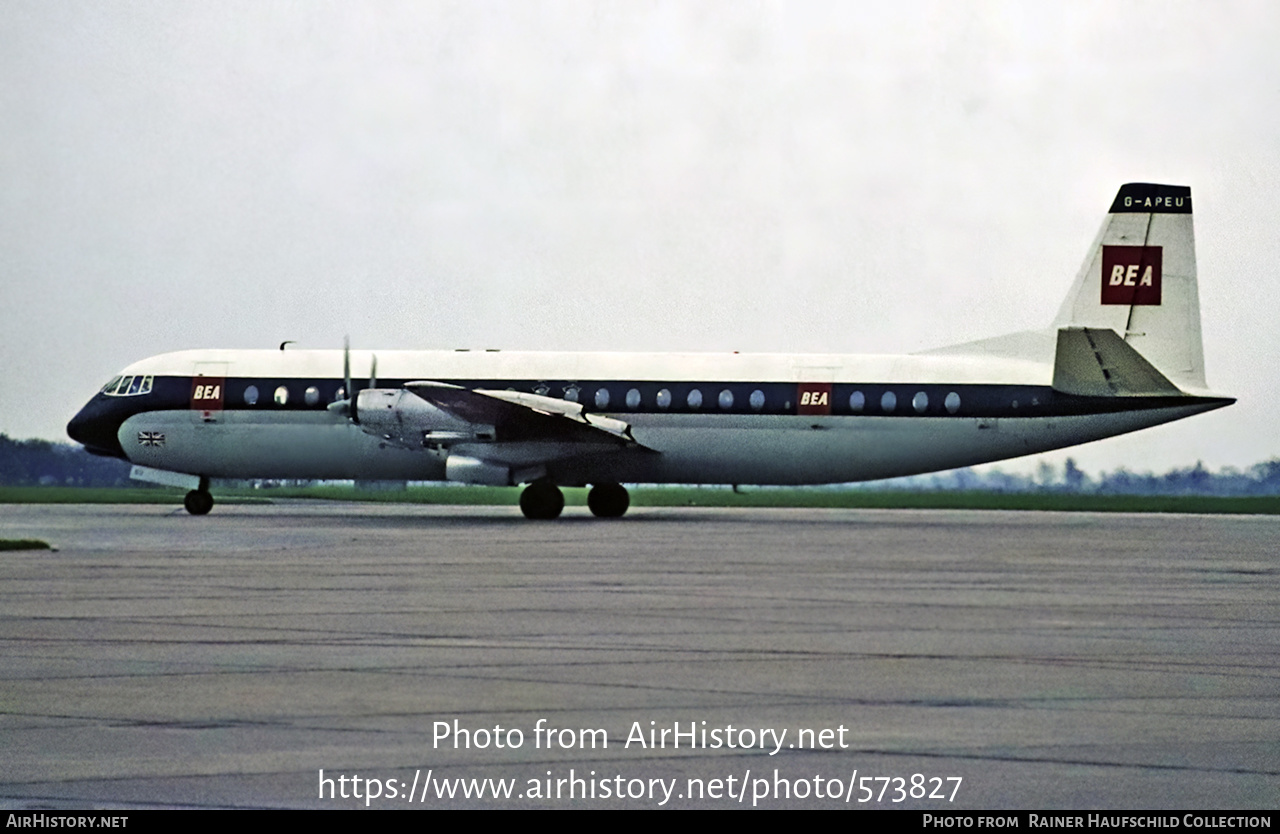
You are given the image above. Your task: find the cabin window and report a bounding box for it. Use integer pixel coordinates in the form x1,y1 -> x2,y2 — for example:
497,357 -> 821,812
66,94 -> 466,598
274,386 -> 289,406
945,391 -> 961,414
913,391 -> 929,413
656,388 -> 672,409
687,389 -> 703,409
750,389 -> 765,411
718,389 -> 734,409
880,391 -> 897,413
305,386 -> 320,406
563,386 -> 580,403
244,385 -> 259,405
626,388 -> 641,409
849,391 -> 865,412
595,388 -> 610,408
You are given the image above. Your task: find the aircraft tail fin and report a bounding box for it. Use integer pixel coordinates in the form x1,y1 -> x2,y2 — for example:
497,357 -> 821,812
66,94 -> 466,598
1052,183 -> 1205,392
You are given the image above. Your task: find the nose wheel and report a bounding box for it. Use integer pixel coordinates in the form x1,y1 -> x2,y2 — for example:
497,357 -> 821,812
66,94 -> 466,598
519,482 -> 564,520
183,489 -> 214,516
587,483 -> 630,518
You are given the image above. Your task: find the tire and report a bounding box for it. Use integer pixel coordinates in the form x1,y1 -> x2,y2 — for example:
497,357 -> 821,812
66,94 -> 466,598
519,482 -> 564,520
587,483 -> 629,518
184,489 -> 214,515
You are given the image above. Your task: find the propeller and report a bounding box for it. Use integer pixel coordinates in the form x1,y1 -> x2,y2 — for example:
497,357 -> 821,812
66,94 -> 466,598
327,336 -> 378,425
343,335 -> 352,403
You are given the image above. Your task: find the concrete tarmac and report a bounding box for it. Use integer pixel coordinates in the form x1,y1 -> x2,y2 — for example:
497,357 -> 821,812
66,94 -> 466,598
1,502 -> 1277,810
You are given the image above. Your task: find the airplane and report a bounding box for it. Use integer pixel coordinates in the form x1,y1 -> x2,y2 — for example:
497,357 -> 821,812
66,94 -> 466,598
67,182 -> 1233,520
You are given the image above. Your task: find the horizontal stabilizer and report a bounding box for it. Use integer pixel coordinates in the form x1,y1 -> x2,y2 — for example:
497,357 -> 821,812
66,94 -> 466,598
1052,328 -> 1183,397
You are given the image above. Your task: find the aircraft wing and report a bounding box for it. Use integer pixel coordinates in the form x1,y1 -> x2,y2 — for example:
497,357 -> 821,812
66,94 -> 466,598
403,381 -> 649,448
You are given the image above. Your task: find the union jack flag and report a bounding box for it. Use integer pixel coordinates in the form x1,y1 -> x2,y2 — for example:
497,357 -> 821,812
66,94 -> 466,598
137,431 -> 165,447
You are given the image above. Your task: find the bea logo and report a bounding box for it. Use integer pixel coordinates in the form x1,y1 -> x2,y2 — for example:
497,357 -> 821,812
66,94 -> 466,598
1101,245 -> 1162,306
190,377 -> 226,411
800,391 -> 828,406
797,383 -> 832,415
192,384 -> 221,400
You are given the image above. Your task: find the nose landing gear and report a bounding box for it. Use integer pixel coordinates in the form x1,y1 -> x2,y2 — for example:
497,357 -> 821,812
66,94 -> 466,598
182,476 -> 213,515
183,487 -> 214,515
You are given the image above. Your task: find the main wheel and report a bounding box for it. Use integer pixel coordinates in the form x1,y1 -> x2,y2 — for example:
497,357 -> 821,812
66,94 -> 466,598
587,483 -> 630,518
519,482 -> 564,520
183,489 -> 214,515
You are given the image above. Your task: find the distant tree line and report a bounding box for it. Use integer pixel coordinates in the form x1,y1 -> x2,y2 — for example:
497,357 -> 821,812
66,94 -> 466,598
874,457 -> 1280,496
2,432 -> 1279,496
0,434 -> 132,487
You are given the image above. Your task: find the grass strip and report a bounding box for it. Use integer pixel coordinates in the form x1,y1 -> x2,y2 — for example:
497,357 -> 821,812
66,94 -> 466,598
0,539 -> 52,551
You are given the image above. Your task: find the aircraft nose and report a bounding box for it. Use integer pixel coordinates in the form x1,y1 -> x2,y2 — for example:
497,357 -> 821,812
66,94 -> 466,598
67,398 -> 126,459
66,406 -> 89,445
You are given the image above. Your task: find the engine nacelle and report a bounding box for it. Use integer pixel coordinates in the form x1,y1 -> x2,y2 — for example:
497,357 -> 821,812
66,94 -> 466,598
355,388 -> 494,450
445,455 -> 510,485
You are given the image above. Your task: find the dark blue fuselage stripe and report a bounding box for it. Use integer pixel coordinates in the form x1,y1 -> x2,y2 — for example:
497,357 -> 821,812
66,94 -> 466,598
108,377 -> 1208,419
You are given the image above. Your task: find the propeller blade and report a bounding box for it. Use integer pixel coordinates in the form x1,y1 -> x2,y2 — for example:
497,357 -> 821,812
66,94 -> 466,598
326,336 -> 359,421
343,335 -> 352,401
330,339 -> 378,425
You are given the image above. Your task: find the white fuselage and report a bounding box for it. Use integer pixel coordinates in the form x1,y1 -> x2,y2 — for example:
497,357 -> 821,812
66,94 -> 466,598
70,346 -> 1227,486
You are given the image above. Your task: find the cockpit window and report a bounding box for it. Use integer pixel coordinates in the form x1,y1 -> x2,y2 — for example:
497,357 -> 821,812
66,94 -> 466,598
102,375 -> 153,397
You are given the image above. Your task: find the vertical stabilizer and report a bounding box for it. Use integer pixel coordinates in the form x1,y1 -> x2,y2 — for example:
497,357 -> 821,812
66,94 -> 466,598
1053,183 -> 1205,391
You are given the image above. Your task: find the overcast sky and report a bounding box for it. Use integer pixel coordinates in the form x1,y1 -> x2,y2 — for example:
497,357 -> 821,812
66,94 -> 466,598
2,1 -> 1277,477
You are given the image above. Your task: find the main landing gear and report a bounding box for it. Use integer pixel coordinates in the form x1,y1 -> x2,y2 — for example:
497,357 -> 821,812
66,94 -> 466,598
519,481 -> 564,520
517,482 -> 631,520
183,477 -> 214,515
587,483 -> 630,518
